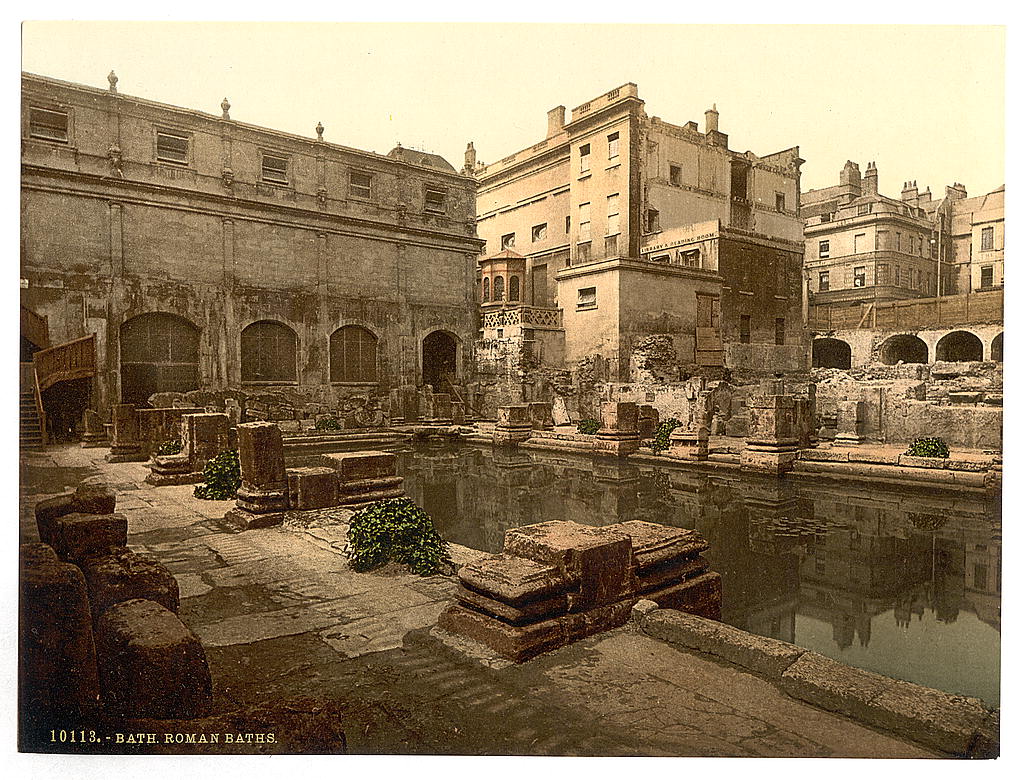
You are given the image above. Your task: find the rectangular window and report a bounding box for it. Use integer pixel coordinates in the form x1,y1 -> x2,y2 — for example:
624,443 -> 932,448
501,232 -> 516,250
607,132 -> 619,159
776,192 -> 786,212
424,187 -> 446,213
29,107 -> 69,143
349,171 -> 372,199
577,287 -> 597,309
775,318 -> 785,345
155,130 -> 189,165
818,240 -> 830,258
577,242 -> 591,263
854,233 -> 866,253
981,226 -> 994,250
579,202 -> 591,241
532,223 -> 547,242
651,254 -> 670,264
669,164 -> 682,186
918,236 -> 924,255
260,153 -> 289,184
854,266 -> 866,287
981,265 -> 994,288
876,230 -> 888,250
819,271 -> 830,291
606,193 -> 620,235
896,232 -> 902,252
877,263 -> 889,285
565,215 -> 571,233
646,208 -> 660,233
678,249 -> 700,267
739,315 -> 751,344
580,143 -> 591,174
857,203 -> 872,216
605,235 -> 618,256
820,212 -> 832,223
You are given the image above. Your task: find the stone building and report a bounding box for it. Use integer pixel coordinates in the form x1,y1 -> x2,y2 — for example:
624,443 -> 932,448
20,71 -> 482,438
469,84 -> 808,382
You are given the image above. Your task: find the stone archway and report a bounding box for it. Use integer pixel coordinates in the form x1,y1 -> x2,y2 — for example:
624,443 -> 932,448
120,312 -> 200,405
935,330 -> 984,362
812,337 -> 852,369
992,332 -> 1003,362
423,330 -> 458,392
878,334 -> 928,365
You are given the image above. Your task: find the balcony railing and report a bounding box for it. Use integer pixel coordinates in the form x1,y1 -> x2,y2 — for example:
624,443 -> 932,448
482,305 -> 562,330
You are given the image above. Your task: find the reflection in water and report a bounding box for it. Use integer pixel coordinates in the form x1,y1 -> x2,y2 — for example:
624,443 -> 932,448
393,442 -> 1001,706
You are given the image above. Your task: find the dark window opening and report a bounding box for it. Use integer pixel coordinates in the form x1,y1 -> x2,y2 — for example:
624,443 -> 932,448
29,107 -> 69,143
330,325 -> 378,383
156,130 -> 189,165
261,154 -> 289,184
739,315 -> 751,344
120,313 -> 200,405
241,321 -> 297,383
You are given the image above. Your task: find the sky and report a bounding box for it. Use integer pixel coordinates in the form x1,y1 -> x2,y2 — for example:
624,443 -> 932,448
19,22 -> 1006,198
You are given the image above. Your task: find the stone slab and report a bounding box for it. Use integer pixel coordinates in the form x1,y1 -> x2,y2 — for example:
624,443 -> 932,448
35,483 -> 117,546
456,583 -> 568,626
320,451 -> 397,482
50,512 -> 128,564
609,521 -> 709,570
286,466 -> 339,510
641,572 -> 722,620
82,546 -> 180,622
458,554 -> 567,605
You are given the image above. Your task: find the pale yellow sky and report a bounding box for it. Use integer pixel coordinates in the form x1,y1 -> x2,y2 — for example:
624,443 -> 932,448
21,22 -> 1005,198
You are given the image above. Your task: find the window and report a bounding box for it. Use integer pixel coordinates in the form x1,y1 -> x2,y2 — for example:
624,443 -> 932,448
669,164 -> 682,186
579,202 -> 591,241
678,249 -> 700,267
509,276 -> 521,302
918,236 -> 924,255
981,227 -> 994,251
819,271 -> 830,291
820,212 -> 832,223
646,208 -> 660,233
896,232 -> 902,252
651,254 -> 670,263
493,275 -> 505,301
241,321 -> 297,383
501,233 -> 515,250
425,187 -> 446,213
565,216 -> 571,233
577,242 -> 591,262
857,203 -> 872,216
482,277 -> 490,302
854,233 -> 866,253
532,223 -> 547,242
156,130 -> 189,165
776,192 -> 786,212
775,318 -> 785,345
606,193 -> 620,235
605,235 -> 618,256
577,287 -> 597,309
981,265 -> 994,288
349,171 -> 372,199
119,313 -> 200,405
330,325 -> 378,383
607,132 -> 619,159
29,107 -> 69,143
853,266 -> 866,287
579,143 -> 591,174
818,240 -> 830,258
739,315 -> 751,344
877,263 -> 889,285
260,153 -> 289,185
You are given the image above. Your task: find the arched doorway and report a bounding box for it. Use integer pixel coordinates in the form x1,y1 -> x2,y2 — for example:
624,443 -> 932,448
423,331 -> 457,392
936,330 -> 983,362
992,332 -> 1003,362
812,338 -> 852,369
878,334 -> 928,365
120,313 -> 200,405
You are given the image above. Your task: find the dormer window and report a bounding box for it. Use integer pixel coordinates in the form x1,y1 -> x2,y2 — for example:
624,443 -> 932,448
29,107 -> 68,143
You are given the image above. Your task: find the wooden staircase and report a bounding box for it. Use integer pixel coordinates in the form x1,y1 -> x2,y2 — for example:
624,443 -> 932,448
20,386 -> 44,450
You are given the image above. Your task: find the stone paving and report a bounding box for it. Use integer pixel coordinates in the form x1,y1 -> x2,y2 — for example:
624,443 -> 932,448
19,444 -> 939,757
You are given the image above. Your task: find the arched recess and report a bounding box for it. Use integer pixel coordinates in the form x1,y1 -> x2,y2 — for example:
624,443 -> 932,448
812,337 -> 852,369
482,277 -> 490,302
509,275 -> 521,302
330,325 -> 378,383
423,330 -> 458,392
935,330 -> 984,362
241,320 -> 297,383
878,334 -> 928,365
120,312 -> 200,405
992,332 -> 1003,362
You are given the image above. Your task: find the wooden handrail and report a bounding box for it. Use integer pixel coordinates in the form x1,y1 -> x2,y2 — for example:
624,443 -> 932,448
21,305 -> 50,350
33,334 -> 97,393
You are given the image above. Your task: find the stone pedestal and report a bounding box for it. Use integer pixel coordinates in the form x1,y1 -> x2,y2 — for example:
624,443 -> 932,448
593,401 -> 641,457
147,412 -> 231,486
106,404 -> 145,462
429,393 -> 453,424
493,405 -> 532,446
146,453 -> 194,486
286,466 -> 339,510
638,405 -> 660,439
835,399 -> 866,445
320,450 -> 404,506
740,394 -> 799,475
226,422 -> 288,528
668,424 -> 709,461
528,401 -> 554,430
451,401 -> 466,425
80,409 -> 108,448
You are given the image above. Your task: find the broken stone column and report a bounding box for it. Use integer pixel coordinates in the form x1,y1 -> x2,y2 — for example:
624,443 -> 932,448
320,450 -> 404,506
225,397 -> 242,428
668,390 -> 713,460
81,547 -> 180,623
147,412 -> 232,486
95,599 -> 212,718
493,405 -> 532,446
286,466 -> 340,510
226,422 -> 288,528
528,401 -> 554,430
19,543 -> 99,720
49,512 -> 129,566
638,405 -> 660,439
80,408 -> 108,448
739,394 -> 800,475
793,383 -> 818,449
35,482 -> 117,547
593,401 -> 641,457
834,399 -> 866,445
106,404 -> 145,462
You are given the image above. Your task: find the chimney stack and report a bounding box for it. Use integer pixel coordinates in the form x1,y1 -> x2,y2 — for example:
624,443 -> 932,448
464,142 -> 477,173
862,161 -> 878,196
547,106 -> 566,137
901,180 -> 918,203
705,104 -> 719,134
945,182 -> 968,200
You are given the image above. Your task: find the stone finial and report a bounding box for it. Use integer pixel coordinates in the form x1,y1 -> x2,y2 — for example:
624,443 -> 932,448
107,70 -> 118,93
315,122 -> 324,142
220,97 -> 231,120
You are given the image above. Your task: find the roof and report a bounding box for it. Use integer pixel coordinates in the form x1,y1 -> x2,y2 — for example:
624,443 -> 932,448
482,249 -> 526,261
386,145 -> 456,172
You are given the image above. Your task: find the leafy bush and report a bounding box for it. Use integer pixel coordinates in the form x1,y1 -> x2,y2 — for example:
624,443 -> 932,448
156,439 -> 182,456
577,418 -> 601,435
315,417 -> 342,431
193,449 -> 241,500
906,437 -> 950,459
347,498 -> 452,576
652,418 -> 682,453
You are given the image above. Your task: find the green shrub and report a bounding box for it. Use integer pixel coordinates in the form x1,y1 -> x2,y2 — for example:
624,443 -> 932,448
193,449 -> 241,500
906,437 -> 950,459
347,498 -> 452,576
652,418 -> 682,453
577,418 -> 601,435
315,417 -> 342,431
156,439 -> 182,456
